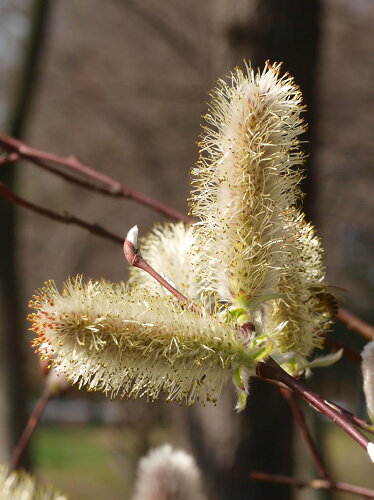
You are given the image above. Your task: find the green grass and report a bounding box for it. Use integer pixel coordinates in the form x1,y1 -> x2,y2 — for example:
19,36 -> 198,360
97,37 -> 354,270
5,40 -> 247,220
32,424 -> 132,499
322,422 -> 374,499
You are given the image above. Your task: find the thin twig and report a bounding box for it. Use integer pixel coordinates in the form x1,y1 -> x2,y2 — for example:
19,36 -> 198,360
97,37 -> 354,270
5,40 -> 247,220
276,371 -> 373,436
280,388 -> 330,479
322,398 -> 374,436
0,182 -> 123,245
124,228 -> 202,315
0,133 -> 194,223
250,472 -> 374,498
9,384 -> 51,473
257,358 -> 373,459
338,308 -> 374,341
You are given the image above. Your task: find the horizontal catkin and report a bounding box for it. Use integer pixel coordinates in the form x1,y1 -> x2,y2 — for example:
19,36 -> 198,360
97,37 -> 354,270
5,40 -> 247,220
0,465 -> 67,500
29,277 -> 254,406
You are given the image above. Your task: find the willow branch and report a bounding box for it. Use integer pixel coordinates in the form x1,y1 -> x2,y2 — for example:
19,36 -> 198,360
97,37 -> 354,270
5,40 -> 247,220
0,182 -> 123,245
280,388 -> 330,479
279,372 -> 374,436
338,308 -> 374,341
9,383 -> 51,473
0,133 -> 193,223
321,398 -> 374,436
257,358 -> 374,461
123,227 -> 202,315
250,472 -> 374,498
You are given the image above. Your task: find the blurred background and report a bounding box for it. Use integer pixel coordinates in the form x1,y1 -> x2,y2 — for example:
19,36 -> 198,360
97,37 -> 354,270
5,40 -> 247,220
0,0 -> 373,498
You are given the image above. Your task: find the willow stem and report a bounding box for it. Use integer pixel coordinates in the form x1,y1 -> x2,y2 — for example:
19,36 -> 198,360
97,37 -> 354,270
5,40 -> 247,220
9,383 -> 51,473
0,133 -> 193,223
0,182 -> 123,245
338,308 -> 374,341
250,472 -> 374,498
123,236 -> 202,315
257,358 -> 373,457
280,388 -> 330,479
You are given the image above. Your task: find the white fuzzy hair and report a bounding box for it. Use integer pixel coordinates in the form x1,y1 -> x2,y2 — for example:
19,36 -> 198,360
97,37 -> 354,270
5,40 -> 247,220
131,445 -> 207,500
29,277 -> 260,406
191,61 -> 305,302
361,341 -> 374,422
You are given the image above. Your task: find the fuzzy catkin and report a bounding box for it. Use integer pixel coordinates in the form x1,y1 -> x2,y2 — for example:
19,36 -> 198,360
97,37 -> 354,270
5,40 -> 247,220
189,61 -> 332,363
190,62 -> 305,302
265,210 -> 332,358
361,341 -> 374,422
0,465 -> 67,500
29,277 -> 253,406
131,445 -> 207,500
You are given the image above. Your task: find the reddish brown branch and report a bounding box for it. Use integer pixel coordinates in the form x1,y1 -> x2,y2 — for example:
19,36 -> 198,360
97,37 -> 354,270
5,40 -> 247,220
9,384 -> 51,473
321,398 -> 374,436
257,358 -> 373,456
124,231 -> 202,315
0,133 -> 194,223
250,472 -> 374,498
338,308 -> 374,341
0,182 -> 123,245
280,388 -> 330,479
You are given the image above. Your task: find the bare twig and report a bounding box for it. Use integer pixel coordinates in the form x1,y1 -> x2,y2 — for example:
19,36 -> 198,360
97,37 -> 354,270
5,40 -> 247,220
0,182 -> 123,245
257,358 -> 374,460
124,227 -> 202,315
280,388 -> 330,479
0,133 -> 193,223
322,398 -> 374,436
9,384 -> 51,473
250,472 -> 374,498
338,308 -> 374,341
282,370 -> 374,435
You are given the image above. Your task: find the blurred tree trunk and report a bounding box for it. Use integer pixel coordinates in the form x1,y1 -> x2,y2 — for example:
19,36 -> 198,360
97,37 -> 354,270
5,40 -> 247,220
184,2 -> 322,499
0,0 -> 51,464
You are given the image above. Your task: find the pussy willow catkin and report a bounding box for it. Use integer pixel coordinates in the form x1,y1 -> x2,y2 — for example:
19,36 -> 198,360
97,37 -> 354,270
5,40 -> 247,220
29,277 -> 256,406
0,465 -> 67,500
190,62 -> 331,362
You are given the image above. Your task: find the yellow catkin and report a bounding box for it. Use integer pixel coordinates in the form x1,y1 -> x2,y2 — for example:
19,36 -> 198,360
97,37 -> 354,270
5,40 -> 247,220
29,277 -> 260,406
191,62 -> 305,302
190,62 -> 331,365
0,465 -> 67,500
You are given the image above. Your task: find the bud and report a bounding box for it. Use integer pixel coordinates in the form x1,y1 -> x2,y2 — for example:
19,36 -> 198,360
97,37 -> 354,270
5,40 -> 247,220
126,225 -> 139,248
